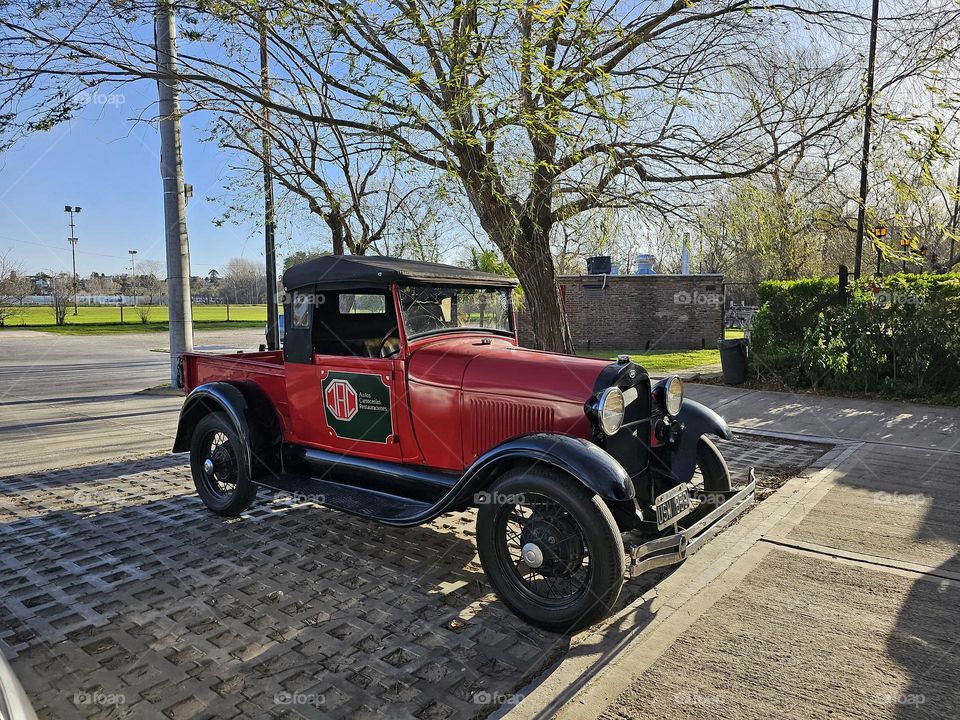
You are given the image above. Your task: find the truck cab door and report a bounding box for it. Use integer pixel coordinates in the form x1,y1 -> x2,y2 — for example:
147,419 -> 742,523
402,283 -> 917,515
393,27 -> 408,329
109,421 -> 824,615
284,287 -> 411,462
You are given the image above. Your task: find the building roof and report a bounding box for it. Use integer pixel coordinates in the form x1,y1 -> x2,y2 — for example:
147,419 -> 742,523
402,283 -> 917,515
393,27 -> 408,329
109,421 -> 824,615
282,255 -> 518,290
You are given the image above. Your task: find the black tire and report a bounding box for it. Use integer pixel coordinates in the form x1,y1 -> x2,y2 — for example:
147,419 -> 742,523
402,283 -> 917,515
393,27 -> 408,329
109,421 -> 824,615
696,436 -> 732,492
476,467 -> 625,632
190,412 -> 258,516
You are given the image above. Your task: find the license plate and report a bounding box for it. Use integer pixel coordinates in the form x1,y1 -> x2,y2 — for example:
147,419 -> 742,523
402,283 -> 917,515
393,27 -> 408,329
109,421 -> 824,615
655,485 -> 693,529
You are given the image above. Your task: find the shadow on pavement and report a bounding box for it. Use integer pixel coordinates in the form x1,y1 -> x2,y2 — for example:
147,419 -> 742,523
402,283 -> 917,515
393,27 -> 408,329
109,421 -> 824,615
0,460 -> 570,719
827,445 -> 960,717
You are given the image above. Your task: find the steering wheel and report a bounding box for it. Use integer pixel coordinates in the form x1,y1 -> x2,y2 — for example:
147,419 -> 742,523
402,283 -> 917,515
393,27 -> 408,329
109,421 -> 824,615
376,326 -> 400,358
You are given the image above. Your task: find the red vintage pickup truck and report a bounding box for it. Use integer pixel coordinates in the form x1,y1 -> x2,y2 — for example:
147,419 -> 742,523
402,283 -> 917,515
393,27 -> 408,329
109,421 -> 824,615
174,255 -> 754,630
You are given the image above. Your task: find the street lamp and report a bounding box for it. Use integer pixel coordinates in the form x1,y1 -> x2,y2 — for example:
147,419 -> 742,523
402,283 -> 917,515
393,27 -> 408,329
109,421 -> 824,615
65,205 -> 82,315
129,250 -> 138,307
899,234 -> 910,272
873,224 -> 887,275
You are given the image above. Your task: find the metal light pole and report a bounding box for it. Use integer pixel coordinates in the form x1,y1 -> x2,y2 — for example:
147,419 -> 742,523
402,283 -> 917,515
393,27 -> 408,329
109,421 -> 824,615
155,0 -> 194,385
65,205 -> 81,314
853,0 -> 881,279
129,250 -> 138,306
950,160 -> 959,268
873,224 -> 887,275
260,12 -> 280,351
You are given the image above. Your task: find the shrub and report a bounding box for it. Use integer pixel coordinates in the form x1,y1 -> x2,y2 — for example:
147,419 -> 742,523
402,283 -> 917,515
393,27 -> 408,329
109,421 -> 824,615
750,277 -> 840,384
137,306 -> 152,324
752,272 -> 960,399
752,277 -> 839,352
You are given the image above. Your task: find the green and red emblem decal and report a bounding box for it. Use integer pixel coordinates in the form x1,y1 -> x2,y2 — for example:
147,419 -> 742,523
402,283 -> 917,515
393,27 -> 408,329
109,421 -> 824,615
322,371 -> 393,443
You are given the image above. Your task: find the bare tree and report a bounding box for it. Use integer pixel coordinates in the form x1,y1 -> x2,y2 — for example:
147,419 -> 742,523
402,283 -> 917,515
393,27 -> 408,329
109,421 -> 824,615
137,259 -> 166,304
85,272 -> 117,297
221,257 -> 266,304
49,274 -> 71,326
0,251 -> 27,326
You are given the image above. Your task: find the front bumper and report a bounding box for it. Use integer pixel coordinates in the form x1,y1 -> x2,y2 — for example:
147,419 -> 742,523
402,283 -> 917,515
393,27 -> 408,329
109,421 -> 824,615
625,469 -> 756,578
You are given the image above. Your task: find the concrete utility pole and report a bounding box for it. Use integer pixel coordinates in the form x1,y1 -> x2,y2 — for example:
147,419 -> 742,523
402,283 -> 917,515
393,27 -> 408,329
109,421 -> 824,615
65,205 -> 81,315
129,249 -> 138,306
154,0 -> 194,384
260,13 -> 280,351
853,0 -> 881,279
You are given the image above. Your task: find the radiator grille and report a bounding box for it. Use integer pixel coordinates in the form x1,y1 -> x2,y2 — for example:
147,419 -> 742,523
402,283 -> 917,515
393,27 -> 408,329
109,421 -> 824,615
466,397 -> 554,458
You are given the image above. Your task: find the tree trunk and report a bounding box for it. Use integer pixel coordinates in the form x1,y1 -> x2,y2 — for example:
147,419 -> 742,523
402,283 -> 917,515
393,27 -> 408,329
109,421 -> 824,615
454,145 -> 572,354
326,211 -> 346,255
507,227 -> 571,353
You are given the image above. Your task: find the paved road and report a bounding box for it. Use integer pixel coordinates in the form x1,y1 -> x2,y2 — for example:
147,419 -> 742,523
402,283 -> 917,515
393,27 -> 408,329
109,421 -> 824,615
0,329 -> 262,475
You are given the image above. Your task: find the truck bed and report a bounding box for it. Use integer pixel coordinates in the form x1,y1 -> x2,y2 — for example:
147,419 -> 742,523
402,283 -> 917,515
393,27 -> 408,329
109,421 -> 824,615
180,350 -> 289,420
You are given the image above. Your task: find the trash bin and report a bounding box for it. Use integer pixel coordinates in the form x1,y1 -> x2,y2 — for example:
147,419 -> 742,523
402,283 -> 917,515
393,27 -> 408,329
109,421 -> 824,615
718,338 -> 749,385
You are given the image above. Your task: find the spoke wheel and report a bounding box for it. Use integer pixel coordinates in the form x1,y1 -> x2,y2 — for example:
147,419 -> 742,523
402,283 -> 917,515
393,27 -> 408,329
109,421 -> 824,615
198,430 -> 238,498
477,468 -> 625,632
190,412 -> 257,516
500,494 -> 591,606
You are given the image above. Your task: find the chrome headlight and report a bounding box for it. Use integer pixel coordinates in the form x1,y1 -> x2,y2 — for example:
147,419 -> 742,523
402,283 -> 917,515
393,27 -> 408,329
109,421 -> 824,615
597,387 -> 625,436
664,376 -> 684,417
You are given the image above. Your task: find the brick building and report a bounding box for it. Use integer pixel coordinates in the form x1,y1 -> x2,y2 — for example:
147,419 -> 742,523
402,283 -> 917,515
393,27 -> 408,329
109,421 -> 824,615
518,273 -> 724,351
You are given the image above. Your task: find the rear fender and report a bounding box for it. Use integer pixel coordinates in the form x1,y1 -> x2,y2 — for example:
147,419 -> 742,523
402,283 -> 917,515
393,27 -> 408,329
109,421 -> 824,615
172,381 -> 282,477
667,399 -> 732,483
459,433 -> 634,504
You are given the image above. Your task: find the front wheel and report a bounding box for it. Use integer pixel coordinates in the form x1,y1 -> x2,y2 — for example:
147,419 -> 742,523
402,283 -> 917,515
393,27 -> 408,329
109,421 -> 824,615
189,412 -> 258,516
476,467 -> 625,632
695,436 -> 732,492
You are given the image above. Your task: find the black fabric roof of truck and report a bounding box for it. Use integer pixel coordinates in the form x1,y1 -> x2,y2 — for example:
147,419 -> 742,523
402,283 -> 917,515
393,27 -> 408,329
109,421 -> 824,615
282,255 -> 518,291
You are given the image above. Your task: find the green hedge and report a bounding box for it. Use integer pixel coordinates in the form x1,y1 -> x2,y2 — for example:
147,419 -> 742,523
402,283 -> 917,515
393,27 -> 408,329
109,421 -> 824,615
752,278 -> 839,351
750,273 -> 960,400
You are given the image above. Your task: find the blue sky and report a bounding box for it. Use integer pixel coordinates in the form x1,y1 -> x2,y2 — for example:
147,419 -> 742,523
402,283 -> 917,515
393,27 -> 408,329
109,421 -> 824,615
0,79 -> 304,278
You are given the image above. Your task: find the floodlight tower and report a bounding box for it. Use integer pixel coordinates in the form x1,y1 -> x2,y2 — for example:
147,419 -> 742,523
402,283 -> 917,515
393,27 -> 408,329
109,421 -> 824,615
65,205 -> 82,314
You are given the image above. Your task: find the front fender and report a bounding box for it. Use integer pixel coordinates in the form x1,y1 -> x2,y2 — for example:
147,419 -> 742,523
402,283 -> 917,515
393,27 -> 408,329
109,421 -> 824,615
460,433 -> 634,503
667,399 -> 732,483
172,381 -> 282,476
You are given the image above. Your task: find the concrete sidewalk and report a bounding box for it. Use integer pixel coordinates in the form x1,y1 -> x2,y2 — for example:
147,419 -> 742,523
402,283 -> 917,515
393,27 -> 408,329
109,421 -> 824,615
688,383 -> 960,452
508,385 -> 960,720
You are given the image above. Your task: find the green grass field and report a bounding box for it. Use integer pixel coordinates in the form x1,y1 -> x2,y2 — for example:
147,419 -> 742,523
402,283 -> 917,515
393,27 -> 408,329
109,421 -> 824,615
581,349 -> 721,373
581,329 -> 745,373
0,305 -> 267,334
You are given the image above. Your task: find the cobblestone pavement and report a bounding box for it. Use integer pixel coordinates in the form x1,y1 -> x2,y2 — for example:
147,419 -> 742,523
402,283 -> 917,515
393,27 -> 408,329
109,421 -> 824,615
0,437 -> 829,720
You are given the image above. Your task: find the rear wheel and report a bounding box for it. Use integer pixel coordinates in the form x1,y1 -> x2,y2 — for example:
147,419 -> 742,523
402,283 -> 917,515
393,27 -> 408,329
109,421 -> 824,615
190,412 -> 257,516
476,467 -> 625,632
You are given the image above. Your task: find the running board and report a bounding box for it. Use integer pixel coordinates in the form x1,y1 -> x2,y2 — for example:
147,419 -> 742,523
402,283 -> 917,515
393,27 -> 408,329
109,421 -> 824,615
626,469 -> 756,577
255,473 -> 433,524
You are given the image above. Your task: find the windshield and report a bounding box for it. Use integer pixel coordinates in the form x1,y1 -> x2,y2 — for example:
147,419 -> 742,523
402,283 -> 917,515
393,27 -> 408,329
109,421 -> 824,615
399,285 -> 513,339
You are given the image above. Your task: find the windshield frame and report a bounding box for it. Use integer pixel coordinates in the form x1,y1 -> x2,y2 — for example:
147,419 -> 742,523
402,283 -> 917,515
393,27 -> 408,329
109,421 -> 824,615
397,282 -> 516,342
